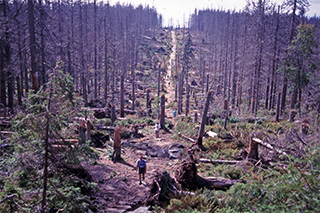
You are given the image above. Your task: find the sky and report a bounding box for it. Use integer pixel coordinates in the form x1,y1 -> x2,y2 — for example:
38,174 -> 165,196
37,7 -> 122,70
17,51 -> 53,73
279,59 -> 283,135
108,0 -> 320,27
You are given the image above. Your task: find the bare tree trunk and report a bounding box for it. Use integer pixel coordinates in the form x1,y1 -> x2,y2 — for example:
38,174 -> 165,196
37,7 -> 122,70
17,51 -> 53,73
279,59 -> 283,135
131,67 -> 135,110
146,89 -> 150,109
276,91 -> 281,122
265,77 -> 270,109
197,91 -> 212,150
178,70 -> 184,114
39,0 -> 46,87
94,0 -> 97,99
206,74 -> 209,94
111,105 -> 116,124
247,136 -> 259,161
113,126 -> 121,162
269,6 -> 280,110
79,120 -> 86,144
185,85 -> 190,116
120,74 -> 124,118
79,1 -> 87,104
223,99 -> 228,130
281,0 -> 297,115
28,0 -> 39,91
104,12 -> 109,102
160,95 -> 165,129
157,64 -> 161,100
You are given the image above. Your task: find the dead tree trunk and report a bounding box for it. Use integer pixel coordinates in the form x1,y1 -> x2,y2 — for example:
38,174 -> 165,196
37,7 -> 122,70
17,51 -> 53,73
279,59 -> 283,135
197,91 -> 212,150
157,64 -> 161,100
86,120 -> 91,141
160,95 -> 165,130
247,136 -> 259,161
131,67 -> 135,110
79,120 -> 86,145
146,89 -> 150,109
223,99 -> 228,130
120,74 -> 124,118
276,91 -> 281,122
185,84 -> 190,116
113,126 -> 121,162
111,105 -> 116,124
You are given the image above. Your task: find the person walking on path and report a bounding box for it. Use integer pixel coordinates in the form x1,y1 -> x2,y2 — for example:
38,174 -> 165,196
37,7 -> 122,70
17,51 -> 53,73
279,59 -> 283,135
154,122 -> 161,138
136,155 -> 147,185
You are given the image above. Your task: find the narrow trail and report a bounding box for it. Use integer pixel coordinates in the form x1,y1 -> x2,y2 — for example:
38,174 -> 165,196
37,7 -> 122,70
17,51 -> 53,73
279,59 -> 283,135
86,31 -> 184,212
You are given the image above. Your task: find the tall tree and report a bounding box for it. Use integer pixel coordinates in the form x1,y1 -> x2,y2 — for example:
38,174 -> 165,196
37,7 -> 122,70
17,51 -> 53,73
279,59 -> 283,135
28,0 -> 39,91
281,0 -> 309,114
287,23 -> 317,110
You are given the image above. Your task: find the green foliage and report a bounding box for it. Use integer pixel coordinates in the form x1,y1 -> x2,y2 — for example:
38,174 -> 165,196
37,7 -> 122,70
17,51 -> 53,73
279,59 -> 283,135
173,117 -> 197,139
286,23 -> 317,89
227,116 -> 241,123
166,189 -> 218,213
0,62 -> 96,212
221,146 -> 320,212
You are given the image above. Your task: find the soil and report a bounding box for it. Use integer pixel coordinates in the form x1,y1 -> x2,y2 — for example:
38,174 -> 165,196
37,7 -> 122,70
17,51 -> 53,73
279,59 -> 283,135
85,31 -> 186,212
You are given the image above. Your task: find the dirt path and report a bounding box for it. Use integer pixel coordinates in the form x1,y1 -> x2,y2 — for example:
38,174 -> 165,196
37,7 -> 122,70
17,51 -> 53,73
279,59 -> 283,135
165,31 -> 177,120
86,31 -> 183,212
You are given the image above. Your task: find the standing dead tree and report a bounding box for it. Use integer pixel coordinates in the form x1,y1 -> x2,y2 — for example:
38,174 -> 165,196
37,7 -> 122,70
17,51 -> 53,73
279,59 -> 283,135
197,91 -> 212,150
160,94 -> 165,130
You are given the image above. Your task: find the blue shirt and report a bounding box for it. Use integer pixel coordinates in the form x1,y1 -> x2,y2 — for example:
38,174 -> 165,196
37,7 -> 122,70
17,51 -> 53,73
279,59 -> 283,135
137,159 -> 146,168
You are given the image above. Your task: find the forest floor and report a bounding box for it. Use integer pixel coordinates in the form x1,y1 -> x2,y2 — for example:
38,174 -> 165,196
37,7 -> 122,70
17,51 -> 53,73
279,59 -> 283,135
85,31 -> 184,212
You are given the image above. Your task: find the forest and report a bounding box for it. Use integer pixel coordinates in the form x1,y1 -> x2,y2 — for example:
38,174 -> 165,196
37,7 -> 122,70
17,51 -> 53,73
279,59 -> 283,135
0,0 -> 319,212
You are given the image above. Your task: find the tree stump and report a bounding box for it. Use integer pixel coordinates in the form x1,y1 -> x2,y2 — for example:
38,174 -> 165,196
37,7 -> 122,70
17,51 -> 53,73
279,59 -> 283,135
86,120 -> 92,141
175,159 -> 243,191
111,105 -> 116,124
79,120 -> 86,145
113,126 -> 121,162
288,109 -> 297,122
247,136 -> 259,161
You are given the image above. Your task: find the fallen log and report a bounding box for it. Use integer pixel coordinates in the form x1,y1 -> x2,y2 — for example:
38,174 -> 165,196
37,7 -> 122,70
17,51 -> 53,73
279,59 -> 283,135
94,124 -> 115,131
198,158 -> 241,165
0,120 -> 11,128
178,132 -> 196,143
115,108 -> 137,115
252,137 -> 288,157
0,131 -> 14,135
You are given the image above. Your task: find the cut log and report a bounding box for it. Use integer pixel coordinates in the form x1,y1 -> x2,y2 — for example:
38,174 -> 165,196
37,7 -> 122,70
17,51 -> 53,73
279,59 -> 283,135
178,132 -> 196,143
198,158 -> 241,165
252,137 -> 288,157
